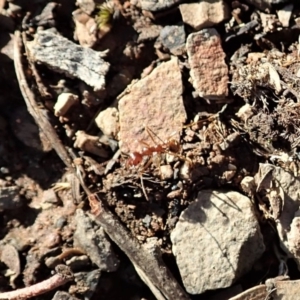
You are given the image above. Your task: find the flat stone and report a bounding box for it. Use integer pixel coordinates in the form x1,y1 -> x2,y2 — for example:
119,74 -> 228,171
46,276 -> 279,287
180,0 -> 229,31
171,190 -> 265,295
186,29 -> 228,99
27,30 -> 110,91
159,25 -> 186,56
118,57 -> 186,154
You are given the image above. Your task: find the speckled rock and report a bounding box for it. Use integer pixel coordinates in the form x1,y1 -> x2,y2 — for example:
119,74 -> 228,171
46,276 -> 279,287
171,190 -> 265,295
159,25 -> 186,56
180,0 -> 229,31
186,29 -> 228,99
118,57 -> 186,154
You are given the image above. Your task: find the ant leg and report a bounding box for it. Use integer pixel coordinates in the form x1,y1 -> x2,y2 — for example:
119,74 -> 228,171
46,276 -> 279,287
138,155 -> 154,174
140,175 -> 149,201
145,126 -> 164,146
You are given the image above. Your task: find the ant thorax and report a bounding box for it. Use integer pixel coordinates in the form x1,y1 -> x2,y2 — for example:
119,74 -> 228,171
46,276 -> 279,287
128,152 -> 143,166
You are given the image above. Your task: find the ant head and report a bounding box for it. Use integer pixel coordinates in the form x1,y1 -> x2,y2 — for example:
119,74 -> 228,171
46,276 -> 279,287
168,139 -> 180,153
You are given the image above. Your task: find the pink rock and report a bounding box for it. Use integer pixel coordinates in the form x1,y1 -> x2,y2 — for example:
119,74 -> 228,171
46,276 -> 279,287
118,57 -> 186,154
180,0 -> 229,31
187,28 -> 228,99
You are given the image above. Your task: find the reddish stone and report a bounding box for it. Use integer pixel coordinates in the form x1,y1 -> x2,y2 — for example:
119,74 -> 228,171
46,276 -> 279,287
187,29 -> 228,99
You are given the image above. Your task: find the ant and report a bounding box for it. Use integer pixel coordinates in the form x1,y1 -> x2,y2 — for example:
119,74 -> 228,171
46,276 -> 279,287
124,127 -> 192,201
126,127 -> 189,167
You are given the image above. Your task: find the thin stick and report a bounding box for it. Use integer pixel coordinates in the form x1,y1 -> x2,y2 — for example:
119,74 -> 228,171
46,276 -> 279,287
0,265 -> 73,300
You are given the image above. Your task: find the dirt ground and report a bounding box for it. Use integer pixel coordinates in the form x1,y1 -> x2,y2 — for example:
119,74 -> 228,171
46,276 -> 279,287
1,0 -> 300,299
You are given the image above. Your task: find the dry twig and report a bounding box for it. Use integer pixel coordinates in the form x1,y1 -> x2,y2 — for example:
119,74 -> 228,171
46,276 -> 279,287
14,30 -> 73,168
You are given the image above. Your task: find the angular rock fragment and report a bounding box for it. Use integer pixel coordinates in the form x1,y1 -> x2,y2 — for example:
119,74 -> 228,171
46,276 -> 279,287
74,131 -> 110,158
186,29 -> 228,99
54,93 -> 79,117
95,107 -> 119,138
180,0 -> 229,31
171,190 -> 265,294
26,30 -> 110,91
277,4 -> 293,27
118,57 -> 186,153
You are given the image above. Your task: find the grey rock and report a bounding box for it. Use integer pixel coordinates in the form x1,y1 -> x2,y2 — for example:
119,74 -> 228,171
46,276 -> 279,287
27,30 -> 110,91
73,209 -> 119,272
139,0 -> 182,11
171,190 -> 265,294
74,269 -> 101,300
245,0 -> 288,10
159,25 -> 186,56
